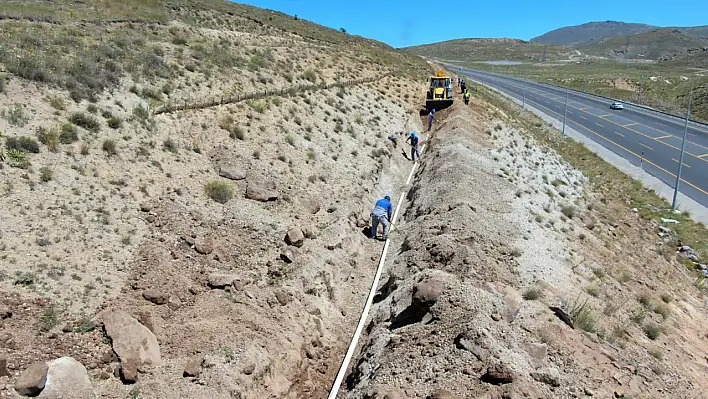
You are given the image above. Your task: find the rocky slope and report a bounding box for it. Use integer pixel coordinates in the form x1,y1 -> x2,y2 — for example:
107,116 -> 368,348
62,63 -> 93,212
338,82 -> 708,398
0,1 -> 428,398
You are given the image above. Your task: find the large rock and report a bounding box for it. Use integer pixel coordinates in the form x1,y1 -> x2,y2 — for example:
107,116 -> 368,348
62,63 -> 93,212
219,165 -> 246,181
280,246 -> 298,264
194,238 -> 214,255
0,356 -> 9,377
481,360 -> 515,385
207,273 -> 237,289
183,354 -> 204,378
284,228 -> 305,247
412,279 -> 444,307
38,357 -> 94,398
15,361 -> 48,396
246,180 -> 278,202
142,290 -> 168,305
530,367 -> 561,387
102,312 -> 161,383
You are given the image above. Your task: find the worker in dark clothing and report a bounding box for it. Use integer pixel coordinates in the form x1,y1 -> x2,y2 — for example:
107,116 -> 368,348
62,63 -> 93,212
460,80 -> 467,94
370,195 -> 393,240
463,90 -> 471,105
406,131 -> 421,162
427,109 -> 436,131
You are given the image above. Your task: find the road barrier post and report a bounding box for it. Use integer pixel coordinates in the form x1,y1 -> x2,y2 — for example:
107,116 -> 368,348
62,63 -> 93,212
672,81 -> 694,209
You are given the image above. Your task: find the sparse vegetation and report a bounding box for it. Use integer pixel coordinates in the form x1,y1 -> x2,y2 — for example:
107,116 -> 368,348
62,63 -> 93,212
163,138 -> 178,153
37,126 -> 60,152
567,297 -> 597,333
653,303 -> 671,320
522,287 -> 542,300
38,305 -> 59,333
102,139 -> 117,156
69,112 -> 100,133
6,136 -> 40,153
4,103 -> 29,127
204,181 -> 233,204
107,116 -> 123,129
644,323 -> 662,340
560,205 -> 576,219
39,166 -> 53,182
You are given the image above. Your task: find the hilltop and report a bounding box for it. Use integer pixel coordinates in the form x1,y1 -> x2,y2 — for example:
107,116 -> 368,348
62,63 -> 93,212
580,28 -> 708,61
404,38 -> 573,62
530,21 -> 658,47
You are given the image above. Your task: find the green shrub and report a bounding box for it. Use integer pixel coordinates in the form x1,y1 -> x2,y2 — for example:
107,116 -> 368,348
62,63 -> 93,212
69,112 -> 100,133
285,134 -> 295,146
5,148 -> 29,168
38,305 -> 58,333
6,136 -> 40,153
39,166 -> 53,182
638,292 -> 652,307
302,69 -> 317,83
522,287 -> 542,300
132,104 -> 149,121
660,294 -> 673,303
306,149 -> 316,160
653,303 -> 670,320
86,104 -> 98,114
102,139 -> 117,156
568,298 -> 597,333
560,205 -> 576,219
107,116 -> 123,129
4,103 -> 29,127
204,181 -> 233,204
643,323 -> 661,340
47,95 -> 66,110
230,126 -> 245,140
59,123 -> 79,144
249,100 -> 268,114
36,126 -> 60,152
163,138 -> 178,153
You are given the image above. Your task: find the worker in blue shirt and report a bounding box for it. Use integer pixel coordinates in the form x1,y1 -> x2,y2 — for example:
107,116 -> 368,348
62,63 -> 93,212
370,195 -> 393,240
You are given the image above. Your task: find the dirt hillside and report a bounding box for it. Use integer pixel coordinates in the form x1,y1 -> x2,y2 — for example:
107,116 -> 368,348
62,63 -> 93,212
0,1 -> 429,398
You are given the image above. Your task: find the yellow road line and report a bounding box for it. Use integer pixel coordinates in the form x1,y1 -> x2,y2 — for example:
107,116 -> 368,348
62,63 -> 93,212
570,123 -> 708,196
640,143 -> 653,151
655,135 -> 672,140
698,154 -> 708,158
596,122 -> 605,128
672,158 -> 691,168
578,107 -> 588,111
623,123 -> 638,127
615,131 -> 625,137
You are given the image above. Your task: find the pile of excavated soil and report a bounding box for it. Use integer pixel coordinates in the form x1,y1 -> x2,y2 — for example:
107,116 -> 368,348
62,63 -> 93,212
339,88 -> 708,398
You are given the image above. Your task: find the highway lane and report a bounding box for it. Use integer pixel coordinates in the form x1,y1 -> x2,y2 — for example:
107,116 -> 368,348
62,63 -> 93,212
451,67 -> 708,208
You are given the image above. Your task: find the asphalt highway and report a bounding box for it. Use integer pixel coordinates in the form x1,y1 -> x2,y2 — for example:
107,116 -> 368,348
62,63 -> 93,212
451,67 -> 708,208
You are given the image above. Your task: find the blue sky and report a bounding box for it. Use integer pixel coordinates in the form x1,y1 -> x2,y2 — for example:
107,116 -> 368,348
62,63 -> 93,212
236,0 -> 708,48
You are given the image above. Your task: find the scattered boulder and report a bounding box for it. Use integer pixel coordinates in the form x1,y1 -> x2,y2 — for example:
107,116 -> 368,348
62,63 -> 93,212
523,343 -> 547,364
678,245 -> 700,262
480,360 -> 515,385
139,203 -> 152,212
246,180 -> 278,202
275,290 -> 291,306
284,228 -> 305,247
102,312 -> 161,384
429,389 -> 457,399
219,165 -> 246,181
382,390 -> 406,399
530,367 -> 561,387
207,273 -> 237,289
0,309 -> 12,319
183,354 -> 204,378
242,363 -> 256,375
412,279 -> 444,307
142,290 -> 168,305
15,361 -> 48,396
0,356 -> 9,377
194,238 -> 214,255
38,357 -> 94,399
280,246 -> 298,263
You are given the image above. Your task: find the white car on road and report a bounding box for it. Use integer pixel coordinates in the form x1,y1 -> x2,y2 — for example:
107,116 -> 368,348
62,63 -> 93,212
610,102 -> 624,110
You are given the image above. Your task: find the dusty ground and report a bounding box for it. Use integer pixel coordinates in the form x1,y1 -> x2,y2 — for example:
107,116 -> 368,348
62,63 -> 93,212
340,83 -> 708,398
0,2 -> 428,398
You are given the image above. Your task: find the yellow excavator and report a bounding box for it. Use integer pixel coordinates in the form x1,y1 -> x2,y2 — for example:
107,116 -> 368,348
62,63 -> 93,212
425,71 -> 453,110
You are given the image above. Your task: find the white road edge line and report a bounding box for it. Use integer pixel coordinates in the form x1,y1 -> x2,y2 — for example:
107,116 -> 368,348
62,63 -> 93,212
327,140 -> 427,398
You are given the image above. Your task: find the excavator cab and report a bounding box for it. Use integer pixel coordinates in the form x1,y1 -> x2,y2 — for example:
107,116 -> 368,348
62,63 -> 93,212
426,71 -> 453,110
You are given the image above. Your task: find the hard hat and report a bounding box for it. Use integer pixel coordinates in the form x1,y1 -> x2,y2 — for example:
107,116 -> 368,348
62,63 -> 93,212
384,194 -> 391,200
411,131 -> 417,137
431,109 -> 436,114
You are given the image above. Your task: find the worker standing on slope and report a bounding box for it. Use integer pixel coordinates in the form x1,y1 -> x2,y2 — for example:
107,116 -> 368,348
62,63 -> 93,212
427,109 -> 436,131
406,131 -> 421,162
463,90 -> 470,105
370,195 -> 393,240
460,80 -> 467,94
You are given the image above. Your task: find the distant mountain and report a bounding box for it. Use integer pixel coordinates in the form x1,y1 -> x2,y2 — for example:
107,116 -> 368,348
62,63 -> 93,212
403,38 -> 573,62
531,21 -> 657,47
579,28 -> 708,61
